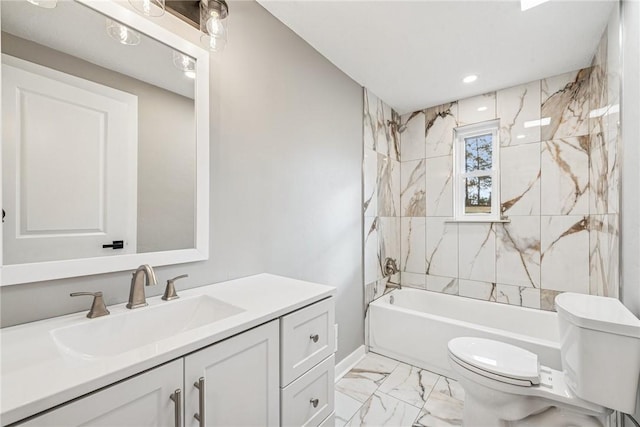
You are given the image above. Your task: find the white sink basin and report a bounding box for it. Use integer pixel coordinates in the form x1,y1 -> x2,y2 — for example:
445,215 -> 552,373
51,295 -> 245,358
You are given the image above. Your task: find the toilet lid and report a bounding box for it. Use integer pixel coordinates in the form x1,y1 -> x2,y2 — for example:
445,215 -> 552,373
448,337 -> 540,385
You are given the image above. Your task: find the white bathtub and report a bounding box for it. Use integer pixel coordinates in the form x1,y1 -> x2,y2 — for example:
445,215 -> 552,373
368,288 -> 561,378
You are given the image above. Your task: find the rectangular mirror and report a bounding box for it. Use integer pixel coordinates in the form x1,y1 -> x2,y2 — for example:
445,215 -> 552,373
0,0 -> 209,285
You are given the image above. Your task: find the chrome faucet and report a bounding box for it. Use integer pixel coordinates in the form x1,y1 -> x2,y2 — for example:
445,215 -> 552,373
126,264 -> 158,309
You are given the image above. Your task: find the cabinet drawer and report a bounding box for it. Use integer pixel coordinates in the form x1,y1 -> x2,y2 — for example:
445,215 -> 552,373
281,354 -> 335,427
318,412 -> 335,427
281,298 -> 335,385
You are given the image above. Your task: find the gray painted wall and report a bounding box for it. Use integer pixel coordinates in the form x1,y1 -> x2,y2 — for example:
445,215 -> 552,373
0,1 -> 364,364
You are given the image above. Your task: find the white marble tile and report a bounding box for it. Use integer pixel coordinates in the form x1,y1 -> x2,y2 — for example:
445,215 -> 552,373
496,284 -> 540,309
540,289 -> 562,311
458,279 -> 496,301
378,154 -> 401,217
401,272 -> 427,290
425,156 -> 453,217
541,137 -> 589,215
401,218 -> 426,274
500,143 -> 541,216
401,111 -> 426,162
375,98 -> 396,160
426,275 -> 458,295
496,217 -> 541,288
364,149 -> 378,217
364,217 -> 379,285
345,392 -> 422,427
378,363 -> 439,408
363,89 -> 377,151
425,103 -> 458,158
426,219 -> 458,278
336,391 -> 365,427
590,130 -> 619,215
458,223 -> 496,283
541,69 -> 591,140
336,353 -> 400,403
457,92 -> 496,126
414,391 -> 464,427
433,377 -> 465,402
497,81 -> 541,146
589,214 -> 619,298
379,217 -> 401,278
540,215 -> 589,293
401,159 -> 426,217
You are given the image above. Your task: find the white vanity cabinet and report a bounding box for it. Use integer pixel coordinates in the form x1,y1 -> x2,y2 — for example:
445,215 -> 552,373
19,360 -> 184,427
184,320 -> 280,427
8,294 -> 336,427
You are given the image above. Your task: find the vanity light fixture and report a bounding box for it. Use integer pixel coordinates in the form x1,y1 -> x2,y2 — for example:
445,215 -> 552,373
173,51 -> 196,79
106,18 -> 141,46
477,106 -> 488,112
463,74 -> 478,84
129,0 -> 165,17
200,0 -> 229,53
26,0 -> 57,8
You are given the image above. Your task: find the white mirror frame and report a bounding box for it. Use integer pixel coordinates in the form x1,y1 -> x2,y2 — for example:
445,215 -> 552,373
0,0 -> 210,285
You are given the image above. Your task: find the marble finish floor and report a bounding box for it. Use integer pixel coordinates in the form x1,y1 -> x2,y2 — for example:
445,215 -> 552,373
335,352 -> 465,427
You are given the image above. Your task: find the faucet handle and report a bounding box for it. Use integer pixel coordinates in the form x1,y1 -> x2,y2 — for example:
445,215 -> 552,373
162,274 -> 188,301
70,291 -> 110,319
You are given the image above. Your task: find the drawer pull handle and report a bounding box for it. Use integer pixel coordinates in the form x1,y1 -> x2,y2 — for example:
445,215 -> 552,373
194,377 -> 205,426
310,334 -> 319,343
169,389 -> 182,427
310,398 -> 319,408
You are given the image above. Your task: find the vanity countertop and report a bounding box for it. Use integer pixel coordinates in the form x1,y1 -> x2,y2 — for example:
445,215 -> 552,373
0,273 -> 335,425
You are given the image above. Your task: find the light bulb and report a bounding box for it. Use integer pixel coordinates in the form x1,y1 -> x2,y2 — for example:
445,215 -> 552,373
128,0 -> 165,17
206,16 -> 227,38
106,19 -> 141,46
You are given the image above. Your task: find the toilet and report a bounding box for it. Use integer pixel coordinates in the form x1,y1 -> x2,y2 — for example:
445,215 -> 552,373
447,292 -> 640,427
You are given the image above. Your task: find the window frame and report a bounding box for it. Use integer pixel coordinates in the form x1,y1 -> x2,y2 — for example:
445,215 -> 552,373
452,119 -> 501,222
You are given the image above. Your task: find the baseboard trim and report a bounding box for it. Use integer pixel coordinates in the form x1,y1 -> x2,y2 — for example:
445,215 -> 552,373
335,345 -> 366,382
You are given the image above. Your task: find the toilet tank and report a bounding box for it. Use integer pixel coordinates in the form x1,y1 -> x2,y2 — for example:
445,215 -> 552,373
556,293 -> 640,414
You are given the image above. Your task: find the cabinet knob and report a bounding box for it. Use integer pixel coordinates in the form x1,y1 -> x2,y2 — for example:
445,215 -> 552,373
310,398 -> 319,408
310,334 -> 319,343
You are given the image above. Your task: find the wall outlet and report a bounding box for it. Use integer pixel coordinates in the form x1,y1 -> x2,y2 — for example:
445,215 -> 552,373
334,324 -> 339,353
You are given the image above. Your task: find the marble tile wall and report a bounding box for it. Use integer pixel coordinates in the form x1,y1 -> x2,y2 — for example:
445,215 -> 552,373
363,89 -> 402,336
360,26 -> 620,312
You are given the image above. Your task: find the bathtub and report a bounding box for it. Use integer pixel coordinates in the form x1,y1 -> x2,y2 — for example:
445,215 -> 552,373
368,288 -> 561,379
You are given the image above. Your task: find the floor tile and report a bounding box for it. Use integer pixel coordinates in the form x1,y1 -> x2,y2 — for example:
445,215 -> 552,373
432,376 -> 465,402
413,392 -> 464,427
336,391 -> 364,427
345,391 -> 422,427
336,353 -> 400,402
378,363 -> 440,408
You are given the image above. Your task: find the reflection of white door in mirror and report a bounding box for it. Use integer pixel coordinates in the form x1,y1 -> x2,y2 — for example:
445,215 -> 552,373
2,55 -> 137,265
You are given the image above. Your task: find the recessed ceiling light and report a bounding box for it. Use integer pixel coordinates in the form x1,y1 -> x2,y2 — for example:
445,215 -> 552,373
524,117 -> 551,128
516,134 -> 526,139
477,106 -> 488,112
521,0 -> 549,11
463,75 -> 478,84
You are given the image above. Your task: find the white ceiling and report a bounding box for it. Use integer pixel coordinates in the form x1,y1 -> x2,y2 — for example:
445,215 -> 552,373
258,0 -> 616,114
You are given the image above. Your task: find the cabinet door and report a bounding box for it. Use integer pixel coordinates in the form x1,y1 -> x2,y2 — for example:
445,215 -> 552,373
185,320 -> 280,427
19,360 -> 183,427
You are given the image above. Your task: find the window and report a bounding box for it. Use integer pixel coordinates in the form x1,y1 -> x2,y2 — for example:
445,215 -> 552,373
453,119 -> 501,221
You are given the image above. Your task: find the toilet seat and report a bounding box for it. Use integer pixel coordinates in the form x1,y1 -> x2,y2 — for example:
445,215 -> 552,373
448,337 -> 609,417
448,337 -> 540,386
